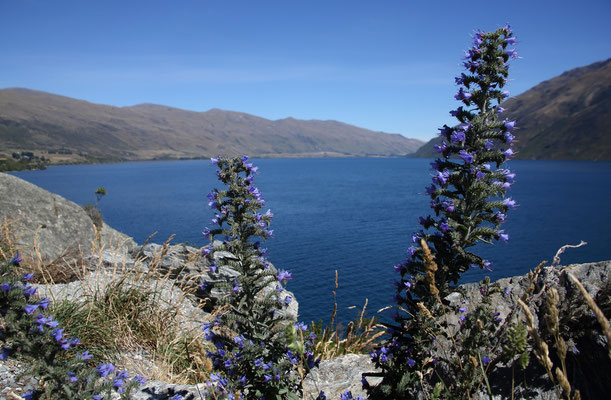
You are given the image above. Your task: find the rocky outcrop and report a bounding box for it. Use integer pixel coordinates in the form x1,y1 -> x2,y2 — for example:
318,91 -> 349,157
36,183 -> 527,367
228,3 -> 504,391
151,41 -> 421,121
438,260 -> 611,400
0,173 -> 96,262
0,173 -> 137,263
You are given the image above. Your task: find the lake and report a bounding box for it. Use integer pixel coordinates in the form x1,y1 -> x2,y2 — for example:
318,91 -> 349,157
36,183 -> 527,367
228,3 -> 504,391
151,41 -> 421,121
10,158 -> 611,325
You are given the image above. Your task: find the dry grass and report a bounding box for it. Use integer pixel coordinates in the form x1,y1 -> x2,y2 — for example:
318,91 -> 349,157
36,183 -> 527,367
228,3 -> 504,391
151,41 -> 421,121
309,270 -> 385,360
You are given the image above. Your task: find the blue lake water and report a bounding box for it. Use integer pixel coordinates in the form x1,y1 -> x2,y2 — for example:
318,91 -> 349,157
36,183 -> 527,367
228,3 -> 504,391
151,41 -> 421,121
10,158 -> 611,325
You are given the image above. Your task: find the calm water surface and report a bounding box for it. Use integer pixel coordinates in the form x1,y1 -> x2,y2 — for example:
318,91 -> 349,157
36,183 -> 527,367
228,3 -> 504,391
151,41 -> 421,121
11,158 -> 611,325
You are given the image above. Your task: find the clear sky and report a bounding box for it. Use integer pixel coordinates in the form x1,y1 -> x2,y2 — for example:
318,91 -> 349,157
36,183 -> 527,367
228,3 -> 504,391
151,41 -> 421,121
1,0 -> 610,141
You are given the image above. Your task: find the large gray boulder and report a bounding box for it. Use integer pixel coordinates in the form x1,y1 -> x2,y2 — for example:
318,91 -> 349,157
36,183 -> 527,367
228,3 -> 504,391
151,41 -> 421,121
0,173 -> 95,262
0,173 -> 137,265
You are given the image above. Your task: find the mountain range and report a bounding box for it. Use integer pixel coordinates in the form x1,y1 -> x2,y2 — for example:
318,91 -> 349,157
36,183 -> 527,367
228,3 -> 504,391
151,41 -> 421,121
0,89 -> 423,163
411,58 -> 611,160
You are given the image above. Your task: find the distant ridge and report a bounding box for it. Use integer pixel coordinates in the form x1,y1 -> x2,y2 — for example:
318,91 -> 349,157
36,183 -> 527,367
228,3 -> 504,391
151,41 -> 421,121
410,58 -> 611,160
0,88 -> 423,163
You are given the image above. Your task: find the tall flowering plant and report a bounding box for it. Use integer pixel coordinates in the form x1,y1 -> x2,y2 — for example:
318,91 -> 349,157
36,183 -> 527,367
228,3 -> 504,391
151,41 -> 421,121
201,156 -> 317,399
367,26 -> 519,398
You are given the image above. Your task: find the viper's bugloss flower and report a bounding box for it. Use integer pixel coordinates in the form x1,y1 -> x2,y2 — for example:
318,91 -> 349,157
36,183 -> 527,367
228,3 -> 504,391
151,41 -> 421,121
294,321 -> 307,331
22,285 -> 37,299
10,252 -> 22,265
210,157 -> 219,165
77,350 -> 93,360
503,197 -> 517,209
21,273 -> 34,282
482,356 -> 491,366
459,150 -> 474,164
372,27 -> 518,397
24,304 -> 38,314
276,270 -> 292,282
454,87 -> 472,101
96,362 -> 116,377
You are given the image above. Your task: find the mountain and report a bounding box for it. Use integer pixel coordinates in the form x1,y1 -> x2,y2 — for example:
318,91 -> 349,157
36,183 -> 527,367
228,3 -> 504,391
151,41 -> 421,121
0,88 -> 423,163
410,58 -> 611,160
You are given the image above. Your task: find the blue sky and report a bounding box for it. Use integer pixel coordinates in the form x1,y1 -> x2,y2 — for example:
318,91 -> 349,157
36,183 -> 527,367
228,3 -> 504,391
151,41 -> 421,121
1,0 -> 610,141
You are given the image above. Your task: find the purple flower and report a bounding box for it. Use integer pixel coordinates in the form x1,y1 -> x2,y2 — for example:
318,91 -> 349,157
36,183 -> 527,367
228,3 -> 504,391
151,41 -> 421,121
24,304 -> 39,314
407,358 -> 416,367
451,131 -> 466,143
22,286 -> 37,299
133,374 -> 147,384
503,197 -> 517,209
67,372 -> 78,382
21,273 -> 34,282
210,157 -> 219,165
501,90 -> 510,98
439,222 -> 450,232
277,270 -> 292,282
10,252 -> 22,265
294,322 -> 308,331
482,356 -> 491,366
241,155 -> 248,163
503,148 -> 515,158
484,140 -> 494,150
434,141 -> 447,154
496,106 -> 505,114
441,201 -> 454,212
504,120 -> 517,131
51,328 -> 64,342
505,36 -> 517,45
498,230 -> 509,242
505,48 -> 519,58
454,87 -> 472,101
96,362 -> 116,377
77,350 -> 93,360
38,297 -> 50,310
459,150 -> 474,164
1,283 -> 11,293
476,170 -> 486,179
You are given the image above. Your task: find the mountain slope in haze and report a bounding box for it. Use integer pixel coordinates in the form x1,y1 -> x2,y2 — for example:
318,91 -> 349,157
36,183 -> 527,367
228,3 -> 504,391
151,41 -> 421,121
411,58 -> 611,161
0,89 -> 423,162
